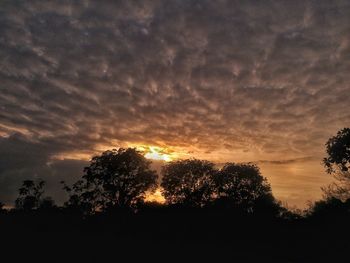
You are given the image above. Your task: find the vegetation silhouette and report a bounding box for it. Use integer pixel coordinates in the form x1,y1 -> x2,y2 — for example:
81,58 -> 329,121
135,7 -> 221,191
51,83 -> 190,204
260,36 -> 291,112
308,197 -> 350,220
62,148 -> 158,214
160,160 -> 282,215
323,128 -> 350,200
15,179 -> 56,211
161,159 -> 216,207
306,128 -> 350,227
213,163 -> 278,213
0,202 -> 5,213
1,129 -> 350,261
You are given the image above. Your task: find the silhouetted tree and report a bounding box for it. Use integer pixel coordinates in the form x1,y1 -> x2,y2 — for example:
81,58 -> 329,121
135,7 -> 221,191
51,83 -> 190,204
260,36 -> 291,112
323,128 -> 350,200
15,179 -> 45,211
161,159 -> 216,207
0,202 -> 5,213
308,197 -> 350,219
213,163 -> 275,212
61,180 -> 95,214
63,148 -> 158,213
38,197 -> 57,211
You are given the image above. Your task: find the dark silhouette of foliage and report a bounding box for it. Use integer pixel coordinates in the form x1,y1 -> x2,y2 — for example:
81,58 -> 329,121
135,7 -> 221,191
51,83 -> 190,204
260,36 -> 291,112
323,128 -> 350,200
213,163 -> 276,212
308,197 -> 350,219
324,128 -> 350,173
15,179 -> 46,211
161,159 -> 216,207
63,148 -> 158,213
38,197 -> 57,211
0,202 -> 5,213
61,180 -> 95,214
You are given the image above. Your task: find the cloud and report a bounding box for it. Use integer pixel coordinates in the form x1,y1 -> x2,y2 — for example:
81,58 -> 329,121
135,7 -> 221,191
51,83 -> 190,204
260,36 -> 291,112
258,156 -> 318,165
1,0 -> 350,206
0,133 -> 87,204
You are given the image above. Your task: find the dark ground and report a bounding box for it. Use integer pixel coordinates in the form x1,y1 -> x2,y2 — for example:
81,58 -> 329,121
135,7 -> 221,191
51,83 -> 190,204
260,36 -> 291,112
0,209 -> 349,263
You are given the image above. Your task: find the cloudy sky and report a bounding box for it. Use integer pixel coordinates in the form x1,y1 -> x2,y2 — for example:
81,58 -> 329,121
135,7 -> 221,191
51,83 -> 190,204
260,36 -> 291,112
1,0 -> 350,207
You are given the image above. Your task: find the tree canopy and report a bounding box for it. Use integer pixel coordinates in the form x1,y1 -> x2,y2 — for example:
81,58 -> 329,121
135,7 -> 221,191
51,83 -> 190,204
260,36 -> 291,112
161,159 -> 277,212
324,128 -> 350,173
213,163 -> 274,211
161,159 -> 216,207
64,148 -> 158,213
323,128 -> 350,200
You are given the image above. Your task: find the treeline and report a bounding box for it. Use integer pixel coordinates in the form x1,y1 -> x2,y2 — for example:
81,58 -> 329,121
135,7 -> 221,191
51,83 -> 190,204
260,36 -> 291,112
1,127 -> 350,221
4,148 -> 284,217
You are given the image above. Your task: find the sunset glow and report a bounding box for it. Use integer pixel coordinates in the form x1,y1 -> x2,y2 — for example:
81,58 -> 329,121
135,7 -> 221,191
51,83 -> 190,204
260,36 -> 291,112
144,146 -> 173,162
132,145 -> 183,162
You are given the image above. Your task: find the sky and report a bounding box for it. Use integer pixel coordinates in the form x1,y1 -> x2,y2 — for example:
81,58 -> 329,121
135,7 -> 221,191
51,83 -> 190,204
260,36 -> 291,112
1,0 -> 350,207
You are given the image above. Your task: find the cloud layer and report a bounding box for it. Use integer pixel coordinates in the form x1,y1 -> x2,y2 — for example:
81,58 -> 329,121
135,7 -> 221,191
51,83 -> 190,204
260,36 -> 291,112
1,0 -> 349,206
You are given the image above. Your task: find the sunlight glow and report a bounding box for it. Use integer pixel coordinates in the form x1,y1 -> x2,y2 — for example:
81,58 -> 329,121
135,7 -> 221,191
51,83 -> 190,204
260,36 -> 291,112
128,143 -> 191,162
145,188 -> 165,203
141,146 -> 174,162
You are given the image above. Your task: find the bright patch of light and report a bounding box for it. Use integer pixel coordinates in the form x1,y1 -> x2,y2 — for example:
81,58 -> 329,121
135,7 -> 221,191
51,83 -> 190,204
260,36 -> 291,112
128,144 -> 191,162
144,146 -> 173,162
145,188 -> 165,203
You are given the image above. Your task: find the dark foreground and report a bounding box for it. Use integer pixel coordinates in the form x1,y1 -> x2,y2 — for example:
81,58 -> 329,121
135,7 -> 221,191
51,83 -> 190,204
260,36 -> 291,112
0,208 -> 349,263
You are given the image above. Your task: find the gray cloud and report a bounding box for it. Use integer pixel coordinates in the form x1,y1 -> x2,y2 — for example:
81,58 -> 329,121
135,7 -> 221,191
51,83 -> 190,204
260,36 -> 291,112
0,133 -> 87,204
1,0 -> 350,206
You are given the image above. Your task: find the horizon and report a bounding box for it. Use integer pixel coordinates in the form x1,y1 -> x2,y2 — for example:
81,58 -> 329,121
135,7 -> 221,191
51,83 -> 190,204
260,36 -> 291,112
0,144 -> 334,208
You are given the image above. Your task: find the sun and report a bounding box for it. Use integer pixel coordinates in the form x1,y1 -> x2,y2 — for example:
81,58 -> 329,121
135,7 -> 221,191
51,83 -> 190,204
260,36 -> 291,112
129,144 -> 191,162
144,146 -> 173,162
145,147 -> 172,162
133,145 -> 176,162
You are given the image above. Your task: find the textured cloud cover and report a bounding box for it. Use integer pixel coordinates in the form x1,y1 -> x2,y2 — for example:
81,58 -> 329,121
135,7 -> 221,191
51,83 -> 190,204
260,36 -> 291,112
1,0 -> 350,206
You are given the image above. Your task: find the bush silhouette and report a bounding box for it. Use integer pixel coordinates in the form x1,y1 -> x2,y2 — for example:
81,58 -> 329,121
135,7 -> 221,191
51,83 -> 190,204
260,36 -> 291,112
308,197 -> 350,220
15,179 -> 46,211
38,197 -> 57,211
